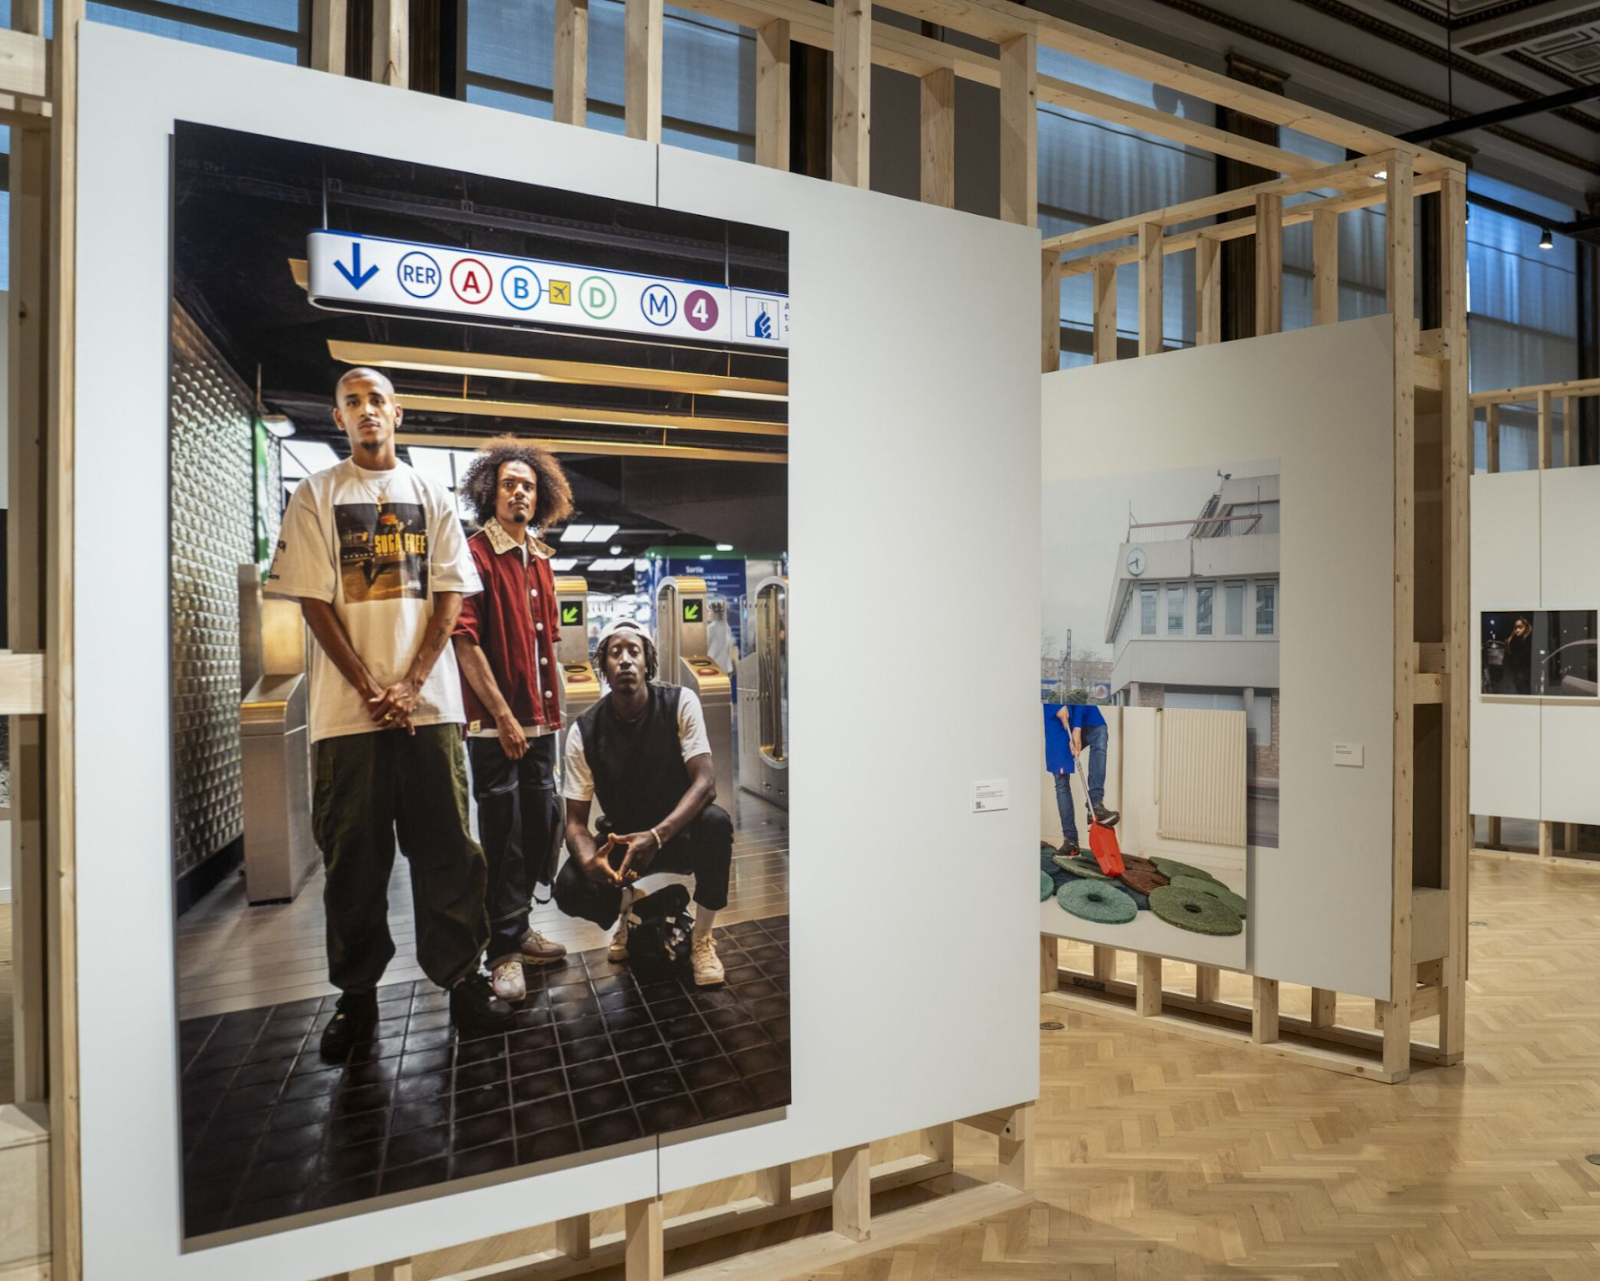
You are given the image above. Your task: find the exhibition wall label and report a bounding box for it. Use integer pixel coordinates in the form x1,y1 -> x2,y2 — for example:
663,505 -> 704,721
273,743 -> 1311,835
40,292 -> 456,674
307,230 -> 792,347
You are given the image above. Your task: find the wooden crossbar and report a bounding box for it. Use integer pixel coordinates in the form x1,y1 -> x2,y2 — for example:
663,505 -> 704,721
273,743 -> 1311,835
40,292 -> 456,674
1471,375 -> 1600,407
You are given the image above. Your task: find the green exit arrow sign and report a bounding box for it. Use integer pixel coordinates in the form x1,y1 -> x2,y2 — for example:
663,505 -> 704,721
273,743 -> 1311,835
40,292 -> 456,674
561,603 -> 582,626
683,601 -> 702,624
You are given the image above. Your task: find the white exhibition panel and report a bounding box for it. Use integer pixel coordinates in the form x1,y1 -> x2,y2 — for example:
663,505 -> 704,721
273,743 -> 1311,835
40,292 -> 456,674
1470,467 -> 1600,826
76,21 -> 1040,1280
1042,318 -> 1396,999
654,146 -> 1041,1195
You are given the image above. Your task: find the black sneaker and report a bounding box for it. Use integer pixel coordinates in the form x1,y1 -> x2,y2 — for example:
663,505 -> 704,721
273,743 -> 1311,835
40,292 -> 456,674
1056,840 -> 1081,859
319,992 -> 379,1061
1091,803 -> 1121,829
450,973 -> 516,1034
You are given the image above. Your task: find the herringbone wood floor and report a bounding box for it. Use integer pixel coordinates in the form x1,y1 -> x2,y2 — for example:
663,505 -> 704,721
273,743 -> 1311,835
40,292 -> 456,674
384,850 -> 1600,1280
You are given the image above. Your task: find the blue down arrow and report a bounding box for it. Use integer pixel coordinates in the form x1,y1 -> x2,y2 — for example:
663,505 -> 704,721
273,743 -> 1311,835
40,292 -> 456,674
334,241 -> 379,290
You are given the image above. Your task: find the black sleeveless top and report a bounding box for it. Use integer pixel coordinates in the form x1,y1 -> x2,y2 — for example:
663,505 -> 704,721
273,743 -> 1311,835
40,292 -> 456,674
577,684 -> 690,833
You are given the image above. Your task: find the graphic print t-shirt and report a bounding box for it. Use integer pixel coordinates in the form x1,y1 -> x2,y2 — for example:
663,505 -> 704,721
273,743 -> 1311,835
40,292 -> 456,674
267,459 -> 481,742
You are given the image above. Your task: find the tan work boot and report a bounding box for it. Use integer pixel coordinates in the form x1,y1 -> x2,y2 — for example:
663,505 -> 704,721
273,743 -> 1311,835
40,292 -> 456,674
519,930 -> 567,964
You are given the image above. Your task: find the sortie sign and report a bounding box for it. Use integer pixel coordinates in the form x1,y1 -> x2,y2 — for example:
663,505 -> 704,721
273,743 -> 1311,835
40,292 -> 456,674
306,230 -> 790,349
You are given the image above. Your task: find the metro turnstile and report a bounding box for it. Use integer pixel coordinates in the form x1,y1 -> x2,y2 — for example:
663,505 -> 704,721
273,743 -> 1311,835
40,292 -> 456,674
655,576 -> 735,809
239,671 -> 318,903
555,575 -> 602,732
737,575 -> 788,809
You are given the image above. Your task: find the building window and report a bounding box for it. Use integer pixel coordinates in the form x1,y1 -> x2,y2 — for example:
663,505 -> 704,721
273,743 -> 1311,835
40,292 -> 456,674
1256,582 -> 1277,635
1225,581 -> 1245,636
1140,585 -> 1157,635
1167,583 -> 1184,634
1196,582 -> 1214,635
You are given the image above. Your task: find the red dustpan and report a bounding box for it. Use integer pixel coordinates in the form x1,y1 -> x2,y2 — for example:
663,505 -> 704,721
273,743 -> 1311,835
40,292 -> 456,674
1076,746 -> 1124,876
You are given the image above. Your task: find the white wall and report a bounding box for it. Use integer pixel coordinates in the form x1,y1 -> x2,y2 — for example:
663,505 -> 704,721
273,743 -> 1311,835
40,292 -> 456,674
75,23 -> 1040,1281
1043,317 -> 1397,999
1471,466 -> 1600,825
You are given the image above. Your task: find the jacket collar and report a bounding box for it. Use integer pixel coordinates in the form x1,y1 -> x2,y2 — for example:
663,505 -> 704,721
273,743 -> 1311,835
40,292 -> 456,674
483,517 -> 553,559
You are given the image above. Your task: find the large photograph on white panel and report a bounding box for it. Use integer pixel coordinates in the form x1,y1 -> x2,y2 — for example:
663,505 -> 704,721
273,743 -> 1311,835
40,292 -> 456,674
171,121 -> 790,1239
1040,461 -> 1281,968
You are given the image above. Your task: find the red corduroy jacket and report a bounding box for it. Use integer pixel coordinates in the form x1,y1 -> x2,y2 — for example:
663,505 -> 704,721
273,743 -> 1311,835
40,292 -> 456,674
453,519 -> 563,732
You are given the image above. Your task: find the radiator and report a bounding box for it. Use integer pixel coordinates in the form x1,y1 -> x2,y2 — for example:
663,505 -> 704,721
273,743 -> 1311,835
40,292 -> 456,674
1156,708 -> 1248,848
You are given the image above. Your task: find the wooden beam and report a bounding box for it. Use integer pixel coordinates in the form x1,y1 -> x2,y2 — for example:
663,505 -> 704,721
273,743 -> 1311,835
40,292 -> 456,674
1137,222 -> 1162,356
831,0 -> 871,187
625,1199 -> 664,1281
557,1215 -> 591,1261
1537,388 -> 1553,469
1386,159 -> 1416,1083
756,1163 -> 793,1207
1564,394 -> 1577,467
1485,404 -> 1500,474
1041,250 -> 1061,374
1255,191 -> 1283,337
1039,933 -> 1058,992
625,0 -> 664,142
1539,820 -> 1554,858
1312,207 -> 1338,326
370,0 -> 408,87
1195,235 -> 1220,347
998,30 -> 1037,227
1471,374 -> 1600,406
1310,988 -> 1337,1028
919,66 -> 955,208
1252,977 -> 1280,1044
1042,153 -> 1389,254
1135,953 -> 1162,1016
554,0 -> 591,126
832,1144 -> 871,1242
996,1102 -> 1033,1191
0,653 -> 45,713
310,0 -> 347,74
755,19 -> 789,169
1194,965 -> 1220,1002
1091,945 -> 1116,981
1093,261 -> 1117,363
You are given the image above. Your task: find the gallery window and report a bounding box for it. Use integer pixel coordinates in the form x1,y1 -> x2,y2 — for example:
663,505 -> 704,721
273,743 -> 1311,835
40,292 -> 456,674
1167,583 -> 1184,634
1256,582 -> 1277,636
1225,580 -> 1245,636
1140,585 -> 1158,635
1195,582 -> 1214,635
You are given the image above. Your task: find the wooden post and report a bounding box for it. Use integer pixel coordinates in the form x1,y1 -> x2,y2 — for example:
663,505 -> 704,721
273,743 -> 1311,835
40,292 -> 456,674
1093,261 -> 1117,363
755,20 -> 789,169
919,1122 -> 955,1166
1437,167 -> 1470,1065
1255,191 -> 1283,337
376,1264 -> 414,1281
557,1214 -> 591,1261
756,1163 -> 793,1206
1039,934 -> 1058,993
1488,815 -> 1502,847
625,0 -> 664,143
831,1144 -> 871,1242
1564,396 -> 1578,467
1485,404 -> 1500,474
624,1199 -> 664,1281
554,0 -> 591,126
1539,820 -> 1554,858
1385,155 -> 1416,1081
310,0 -> 347,74
1137,222 -> 1162,356
1312,207 -> 1338,326
1041,249 -> 1061,373
998,30 -> 1037,227
996,1102 -> 1033,1191
831,0 -> 870,187
1195,234 -> 1220,347
1092,945 -> 1115,981
1194,965 -> 1219,1003
1537,388 -> 1553,470
1310,988 -> 1337,1028
1134,953 -> 1161,1016
370,0 -> 407,87
1252,977 -> 1280,1044
919,67 -> 955,208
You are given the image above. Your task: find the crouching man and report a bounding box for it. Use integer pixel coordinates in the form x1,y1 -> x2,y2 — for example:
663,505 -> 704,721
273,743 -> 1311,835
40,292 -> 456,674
554,619 -> 731,986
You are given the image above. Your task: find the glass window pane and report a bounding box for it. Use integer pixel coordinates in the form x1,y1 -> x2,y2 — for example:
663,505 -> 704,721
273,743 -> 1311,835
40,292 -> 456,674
1140,586 -> 1157,636
1167,583 -> 1184,634
86,3 -> 297,61
1225,582 -> 1244,636
1256,582 -> 1276,635
1196,584 -> 1213,635
163,0 -> 300,31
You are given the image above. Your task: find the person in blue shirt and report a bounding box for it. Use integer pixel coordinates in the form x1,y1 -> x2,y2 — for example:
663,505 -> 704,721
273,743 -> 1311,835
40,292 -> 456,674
1042,702 -> 1120,855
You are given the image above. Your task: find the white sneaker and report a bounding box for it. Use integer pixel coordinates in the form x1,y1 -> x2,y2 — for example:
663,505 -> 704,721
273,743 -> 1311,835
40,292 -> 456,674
691,933 -> 725,987
608,921 -> 630,962
490,957 -> 527,1002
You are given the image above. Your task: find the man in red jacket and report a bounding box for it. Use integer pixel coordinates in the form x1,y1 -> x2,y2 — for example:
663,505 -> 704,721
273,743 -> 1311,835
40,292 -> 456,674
453,436 -> 578,1001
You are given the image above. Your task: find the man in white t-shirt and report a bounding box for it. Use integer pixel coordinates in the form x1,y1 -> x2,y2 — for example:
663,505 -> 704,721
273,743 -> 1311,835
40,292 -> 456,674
267,367 -> 513,1059
554,619 -> 732,986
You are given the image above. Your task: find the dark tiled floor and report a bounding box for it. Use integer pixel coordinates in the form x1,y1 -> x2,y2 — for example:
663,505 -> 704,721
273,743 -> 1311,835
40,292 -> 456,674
178,915 -> 790,1236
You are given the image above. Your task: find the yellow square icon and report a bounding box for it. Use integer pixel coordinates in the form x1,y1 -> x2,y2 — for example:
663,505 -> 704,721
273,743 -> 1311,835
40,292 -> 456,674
550,280 -> 572,305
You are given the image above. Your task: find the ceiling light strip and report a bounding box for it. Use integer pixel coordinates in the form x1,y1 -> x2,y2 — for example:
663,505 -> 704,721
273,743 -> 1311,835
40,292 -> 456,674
394,431 -> 786,465
396,393 -> 788,437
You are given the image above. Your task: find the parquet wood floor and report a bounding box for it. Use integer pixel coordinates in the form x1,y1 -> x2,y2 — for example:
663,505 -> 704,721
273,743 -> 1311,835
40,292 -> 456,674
647,852 -> 1600,1280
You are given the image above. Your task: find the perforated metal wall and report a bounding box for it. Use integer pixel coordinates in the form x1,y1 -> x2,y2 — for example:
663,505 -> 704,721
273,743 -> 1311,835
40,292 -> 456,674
170,306 -> 254,879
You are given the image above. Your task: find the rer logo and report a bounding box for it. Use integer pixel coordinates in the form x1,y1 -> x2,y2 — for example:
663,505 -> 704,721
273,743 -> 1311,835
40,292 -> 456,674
682,600 -> 702,624
578,276 -> 617,319
561,603 -> 583,627
397,250 -> 442,299
640,283 -> 678,327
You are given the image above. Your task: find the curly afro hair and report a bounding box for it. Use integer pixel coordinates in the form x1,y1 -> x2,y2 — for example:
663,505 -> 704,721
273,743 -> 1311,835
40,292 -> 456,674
456,435 -> 575,530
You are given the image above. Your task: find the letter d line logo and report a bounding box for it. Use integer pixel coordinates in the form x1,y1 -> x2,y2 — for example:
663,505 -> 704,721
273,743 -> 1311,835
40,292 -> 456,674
579,276 -> 617,320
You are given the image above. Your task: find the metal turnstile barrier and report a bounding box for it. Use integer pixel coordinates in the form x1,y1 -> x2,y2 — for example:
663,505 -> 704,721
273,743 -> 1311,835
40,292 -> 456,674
655,576 -> 735,810
240,671 -> 317,903
737,575 -> 788,809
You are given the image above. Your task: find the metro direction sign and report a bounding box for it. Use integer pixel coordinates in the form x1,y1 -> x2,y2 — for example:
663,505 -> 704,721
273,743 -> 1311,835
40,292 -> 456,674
307,231 -> 790,349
